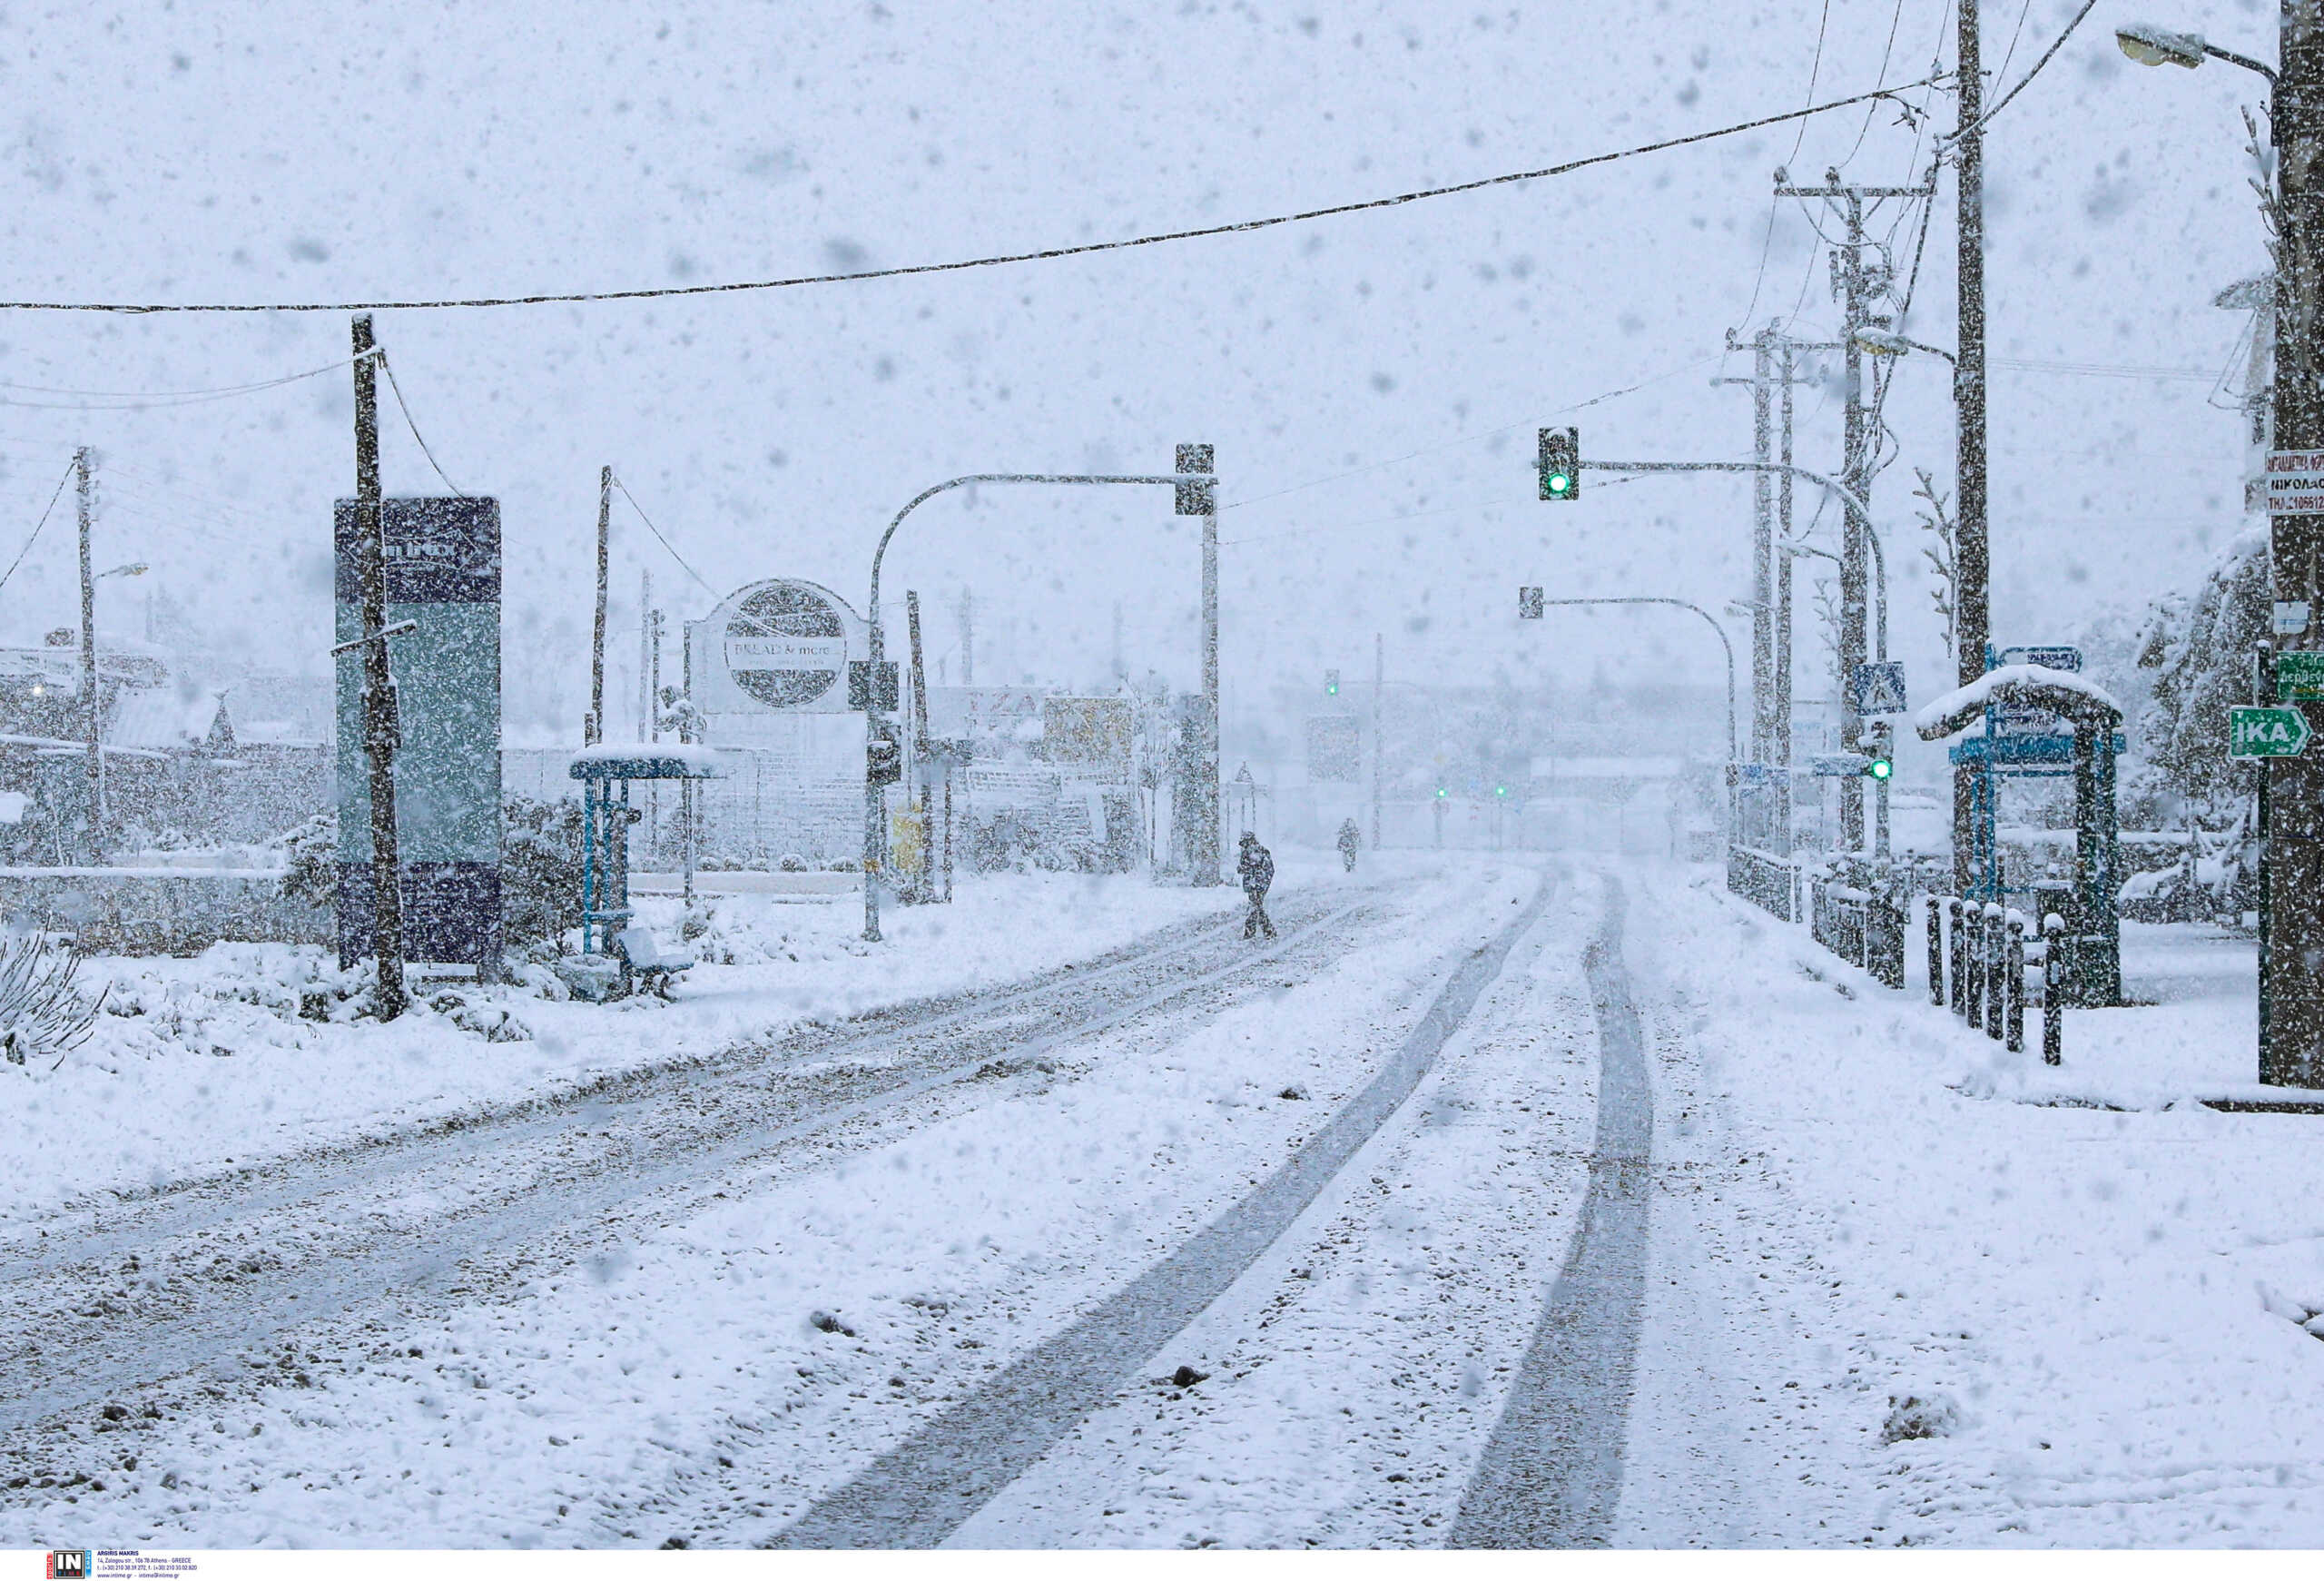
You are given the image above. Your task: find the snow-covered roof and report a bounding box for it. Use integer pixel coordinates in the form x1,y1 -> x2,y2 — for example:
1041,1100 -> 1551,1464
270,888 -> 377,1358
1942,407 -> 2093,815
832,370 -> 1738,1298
1913,664 -> 2123,742
568,741 -> 731,779
106,687 -> 224,753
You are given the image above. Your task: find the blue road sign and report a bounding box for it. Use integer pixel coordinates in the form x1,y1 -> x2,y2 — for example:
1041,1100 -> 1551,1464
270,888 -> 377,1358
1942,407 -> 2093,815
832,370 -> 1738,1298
1849,660 -> 1907,716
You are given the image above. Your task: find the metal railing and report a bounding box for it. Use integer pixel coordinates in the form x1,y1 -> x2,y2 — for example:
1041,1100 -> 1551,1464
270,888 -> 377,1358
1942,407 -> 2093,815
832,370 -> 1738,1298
1727,844 -> 1800,922
1808,866 -> 1906,990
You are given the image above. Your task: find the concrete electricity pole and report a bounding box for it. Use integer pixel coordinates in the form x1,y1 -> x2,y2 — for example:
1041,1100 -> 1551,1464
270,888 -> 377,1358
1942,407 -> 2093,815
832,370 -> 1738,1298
1777,171 -> 1925,854
1955,0 -> 1992,894
1371,631 -> 1384,850
74,447 -> 100,849
1720,321 -> 1832,850
1183,443 -> 1223,886
350,314 -> 407,1021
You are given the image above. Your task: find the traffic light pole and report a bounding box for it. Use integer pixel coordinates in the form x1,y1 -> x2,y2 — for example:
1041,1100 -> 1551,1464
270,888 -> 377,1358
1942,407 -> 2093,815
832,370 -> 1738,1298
1521,598 -> 1735,759
858,462 -> 1216,943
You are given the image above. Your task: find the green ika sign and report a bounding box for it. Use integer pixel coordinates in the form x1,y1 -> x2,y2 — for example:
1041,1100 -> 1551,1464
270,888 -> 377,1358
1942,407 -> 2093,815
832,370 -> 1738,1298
2230,705 -> 2312,759
2278,649 -> 2324,701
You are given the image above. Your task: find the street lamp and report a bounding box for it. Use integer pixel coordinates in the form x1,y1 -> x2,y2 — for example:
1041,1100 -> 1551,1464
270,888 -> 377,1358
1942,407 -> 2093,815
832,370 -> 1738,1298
2115,23 -> 2276,82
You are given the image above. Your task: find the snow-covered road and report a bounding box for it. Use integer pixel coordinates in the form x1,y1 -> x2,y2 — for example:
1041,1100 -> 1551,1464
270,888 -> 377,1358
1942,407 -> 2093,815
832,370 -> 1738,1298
10,855 -> 2314,1549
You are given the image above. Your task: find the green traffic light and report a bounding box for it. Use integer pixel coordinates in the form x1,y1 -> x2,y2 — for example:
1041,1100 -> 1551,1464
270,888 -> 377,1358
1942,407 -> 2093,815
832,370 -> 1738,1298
1435,786 -> 1448,799
1494,785 -> 1507,796
1867,756 -> 1893,780
1545,472 -> 1571,495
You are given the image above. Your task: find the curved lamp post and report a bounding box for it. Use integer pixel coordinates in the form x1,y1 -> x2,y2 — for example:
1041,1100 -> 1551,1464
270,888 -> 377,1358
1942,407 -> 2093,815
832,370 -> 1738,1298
860,466 -> 1214,942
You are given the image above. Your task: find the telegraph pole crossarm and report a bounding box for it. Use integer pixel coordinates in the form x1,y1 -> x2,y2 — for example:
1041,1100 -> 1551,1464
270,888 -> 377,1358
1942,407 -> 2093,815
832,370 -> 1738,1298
860,467 -> 1216,944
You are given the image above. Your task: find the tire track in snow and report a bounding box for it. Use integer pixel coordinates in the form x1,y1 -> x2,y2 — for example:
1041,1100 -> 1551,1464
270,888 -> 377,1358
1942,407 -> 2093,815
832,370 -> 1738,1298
0,891 -> 1375,1441
772,871 -> 1555,1549
1451,873 -> 1651,1548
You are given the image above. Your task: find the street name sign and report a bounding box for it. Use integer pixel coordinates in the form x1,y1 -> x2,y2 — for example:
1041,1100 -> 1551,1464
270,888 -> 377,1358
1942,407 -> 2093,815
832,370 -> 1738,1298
2230,706 -> 2311,759
1848,660 -> 1907,716
2279,650 -> 2324,702
2268,450 -> 2324,516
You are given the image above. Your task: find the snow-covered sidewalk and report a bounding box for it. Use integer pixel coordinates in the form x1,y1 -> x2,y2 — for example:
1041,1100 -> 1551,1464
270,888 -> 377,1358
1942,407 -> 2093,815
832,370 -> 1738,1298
1630,864 -> 2324,1546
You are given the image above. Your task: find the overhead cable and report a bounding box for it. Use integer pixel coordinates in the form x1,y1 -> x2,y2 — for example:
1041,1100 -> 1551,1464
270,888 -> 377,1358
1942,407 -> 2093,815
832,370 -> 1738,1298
0,77 -> 1935,316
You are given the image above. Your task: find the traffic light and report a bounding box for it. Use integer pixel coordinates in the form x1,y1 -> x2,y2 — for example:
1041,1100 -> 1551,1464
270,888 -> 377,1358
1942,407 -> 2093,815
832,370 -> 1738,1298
866,718 -> 902,786
1435,786 -> 1448,799
1519,586 -> 1544,619
1866,754 -> 1893,781
1493,784 -> 1508,797
1325,668 -> 1340,697
1537,426 -> 1579,501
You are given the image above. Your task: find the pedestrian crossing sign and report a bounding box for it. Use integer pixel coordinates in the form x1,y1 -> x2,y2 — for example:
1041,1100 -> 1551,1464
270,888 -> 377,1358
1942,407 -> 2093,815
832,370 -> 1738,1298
1849,660 -> 1907,716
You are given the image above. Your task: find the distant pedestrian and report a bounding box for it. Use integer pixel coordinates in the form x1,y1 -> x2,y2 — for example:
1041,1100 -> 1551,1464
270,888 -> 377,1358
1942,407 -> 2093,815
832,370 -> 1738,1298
1336,817 -> 1362,873
1237,831 -> 1277,940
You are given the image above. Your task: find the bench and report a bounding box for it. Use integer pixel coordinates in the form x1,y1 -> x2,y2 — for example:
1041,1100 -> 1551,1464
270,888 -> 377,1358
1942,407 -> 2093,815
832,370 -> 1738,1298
613,925 -> 696,1000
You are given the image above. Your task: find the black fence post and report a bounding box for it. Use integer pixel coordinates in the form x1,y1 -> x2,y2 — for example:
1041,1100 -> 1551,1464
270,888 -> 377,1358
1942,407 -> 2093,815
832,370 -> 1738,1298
2005,912 -> 2026,1054
2042,911 -> 2064,1065
1965,904 -> 1984,1030
1948,898 -> 1966,1016
1926,894 -> 1945,1006
1984,904 -> 2004,1042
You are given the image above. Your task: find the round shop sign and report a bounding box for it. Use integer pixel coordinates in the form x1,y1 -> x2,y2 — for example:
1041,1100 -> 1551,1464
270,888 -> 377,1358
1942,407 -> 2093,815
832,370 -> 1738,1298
718,579 -> 853,709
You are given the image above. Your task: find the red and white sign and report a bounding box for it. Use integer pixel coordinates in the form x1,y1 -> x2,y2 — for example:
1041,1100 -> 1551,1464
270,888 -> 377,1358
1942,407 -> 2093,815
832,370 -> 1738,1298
2267,450 -> 2324,515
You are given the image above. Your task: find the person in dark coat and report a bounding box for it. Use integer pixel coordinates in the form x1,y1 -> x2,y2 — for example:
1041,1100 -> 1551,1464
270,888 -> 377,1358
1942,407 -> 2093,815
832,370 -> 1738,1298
1336,817 -> 1362,872
1237,831 -> 1277,939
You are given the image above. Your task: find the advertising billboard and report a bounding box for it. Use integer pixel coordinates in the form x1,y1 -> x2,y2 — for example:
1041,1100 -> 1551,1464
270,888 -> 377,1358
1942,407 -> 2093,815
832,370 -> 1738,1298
685,579 -> 868,716
334,496 -> 501,968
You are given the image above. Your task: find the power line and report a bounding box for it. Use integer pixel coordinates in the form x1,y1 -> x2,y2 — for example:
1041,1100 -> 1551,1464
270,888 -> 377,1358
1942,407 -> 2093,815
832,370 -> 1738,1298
0,356 -> 356,410
611,477 -> 718,599
1947,0 -> 2100,143
1789,0 -> 1836,163
377,351 -> 473,498
0,459 -> 76,600
0,77 -> 1935,316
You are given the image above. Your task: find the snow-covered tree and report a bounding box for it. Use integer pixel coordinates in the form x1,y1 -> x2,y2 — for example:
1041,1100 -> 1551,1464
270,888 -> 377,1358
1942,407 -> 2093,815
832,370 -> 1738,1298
2134,527 -> 2269,825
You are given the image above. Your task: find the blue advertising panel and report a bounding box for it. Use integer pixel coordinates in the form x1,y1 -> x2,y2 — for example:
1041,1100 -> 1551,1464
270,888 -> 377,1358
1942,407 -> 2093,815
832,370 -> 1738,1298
333,497 -> 501,968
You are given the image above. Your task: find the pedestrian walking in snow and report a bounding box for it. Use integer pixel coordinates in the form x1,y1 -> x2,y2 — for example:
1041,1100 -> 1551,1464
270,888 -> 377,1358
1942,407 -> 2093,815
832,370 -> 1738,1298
1336,817 -> 1362,873
1237,831 -> 1277,940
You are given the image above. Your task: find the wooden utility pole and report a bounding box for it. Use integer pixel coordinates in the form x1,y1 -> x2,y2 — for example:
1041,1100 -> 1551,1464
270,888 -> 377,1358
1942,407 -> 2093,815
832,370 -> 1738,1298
351,314 -> 407,1020
589,465 -> 612,746
1954,0 -> 1990,891
74,447 -> 100,850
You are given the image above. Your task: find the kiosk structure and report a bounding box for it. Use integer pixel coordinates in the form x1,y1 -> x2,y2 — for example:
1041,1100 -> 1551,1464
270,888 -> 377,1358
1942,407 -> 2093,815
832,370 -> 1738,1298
1916,657 -> 2125,1007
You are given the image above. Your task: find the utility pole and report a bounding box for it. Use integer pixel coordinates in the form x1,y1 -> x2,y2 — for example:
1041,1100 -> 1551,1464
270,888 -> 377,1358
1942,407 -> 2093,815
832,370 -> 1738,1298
588,466 -> 611,746
1955,0 -> 1991,894
74,447 -> 100,852
637,569 -> 653,744
1184,443 -> 1223,885
1777,171 -> 1922,854
351,314 -> 407,1020
2266,0 -> 2324,1085
1371,631 -> 1384,850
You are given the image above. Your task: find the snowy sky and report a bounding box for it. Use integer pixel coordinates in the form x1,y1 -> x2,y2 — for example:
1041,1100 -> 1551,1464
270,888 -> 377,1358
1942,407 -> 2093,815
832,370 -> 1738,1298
0,0 -> 2275,746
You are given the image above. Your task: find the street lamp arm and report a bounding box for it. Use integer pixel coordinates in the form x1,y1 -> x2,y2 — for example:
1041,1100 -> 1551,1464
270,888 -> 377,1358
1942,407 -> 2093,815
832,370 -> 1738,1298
867,471 -> 1210,647
1581,458 -> 1872,525
1534,595 -> 1736,763
2202,42 -> 2277,82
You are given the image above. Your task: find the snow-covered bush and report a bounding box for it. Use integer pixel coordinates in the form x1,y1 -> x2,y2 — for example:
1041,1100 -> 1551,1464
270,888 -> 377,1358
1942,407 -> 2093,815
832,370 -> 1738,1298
0,932 -> 106,1071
